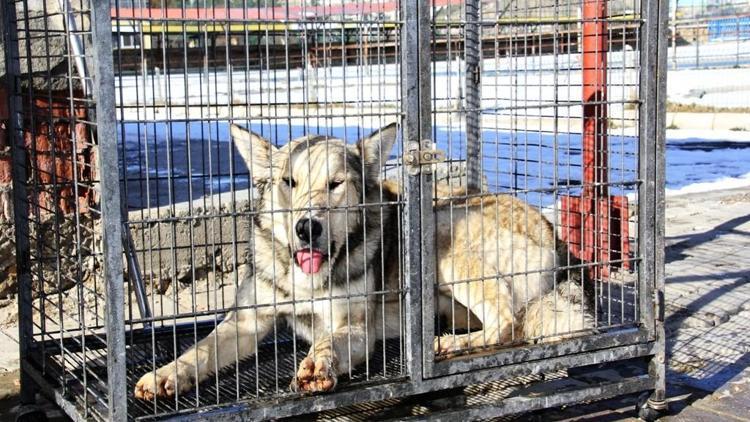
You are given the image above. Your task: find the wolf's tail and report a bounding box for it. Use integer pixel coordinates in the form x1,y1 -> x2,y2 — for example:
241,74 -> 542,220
520,279 -> 596,341
520,241 -> 596,341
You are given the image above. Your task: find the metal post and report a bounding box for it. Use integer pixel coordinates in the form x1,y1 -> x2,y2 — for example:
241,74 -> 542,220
695,28 -> 699,68
401,0 -> 432,380
671,0 -> 678,70
1,0 -> 35,405
561,0 -> 634,280
90,1 -> 127,421
582,0 -> 608,200
652,0 -> 669,406
736,14 -> 740,68
574,0 -> 614,280
639,0 -> 669,411
464,0 -> 482,191
57,0 -> 93,96
639,0 -> 659,341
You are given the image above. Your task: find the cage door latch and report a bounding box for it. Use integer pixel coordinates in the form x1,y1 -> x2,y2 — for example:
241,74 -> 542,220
404,140 -> 446,176
654,290 -> 665,322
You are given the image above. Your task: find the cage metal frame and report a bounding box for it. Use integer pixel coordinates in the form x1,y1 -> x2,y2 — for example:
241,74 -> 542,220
1,0 -> 669,420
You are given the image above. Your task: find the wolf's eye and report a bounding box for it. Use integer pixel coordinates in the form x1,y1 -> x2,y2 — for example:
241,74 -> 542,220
328,180 -> 344,191
282,177 -> 297,188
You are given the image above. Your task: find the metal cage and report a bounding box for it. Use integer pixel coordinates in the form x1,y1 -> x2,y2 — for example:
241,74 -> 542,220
1,0 -> 668,420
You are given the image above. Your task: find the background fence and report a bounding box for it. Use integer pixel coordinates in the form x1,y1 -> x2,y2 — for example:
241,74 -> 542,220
669,0 -> 750,69
667,0 -> 750,111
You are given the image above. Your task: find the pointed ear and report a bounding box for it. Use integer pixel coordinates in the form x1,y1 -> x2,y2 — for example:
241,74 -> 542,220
230,124 -> 278,182
356,122 -> 398,169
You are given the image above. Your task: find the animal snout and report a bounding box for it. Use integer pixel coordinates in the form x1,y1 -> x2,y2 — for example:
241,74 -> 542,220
295,218 -> 323,243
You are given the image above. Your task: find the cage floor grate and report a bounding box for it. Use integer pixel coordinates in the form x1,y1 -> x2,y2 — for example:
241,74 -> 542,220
38,327 -> 405,420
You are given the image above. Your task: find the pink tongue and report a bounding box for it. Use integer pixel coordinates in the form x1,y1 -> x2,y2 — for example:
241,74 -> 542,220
295,250 -> 325,274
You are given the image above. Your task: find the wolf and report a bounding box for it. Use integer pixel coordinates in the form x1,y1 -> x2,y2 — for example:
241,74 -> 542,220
134,123 -> 593,400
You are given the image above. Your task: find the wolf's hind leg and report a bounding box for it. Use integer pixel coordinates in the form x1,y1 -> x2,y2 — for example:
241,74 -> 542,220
436,292 -> 483,333
134,309 -> 272,400
434,268 -> 516,354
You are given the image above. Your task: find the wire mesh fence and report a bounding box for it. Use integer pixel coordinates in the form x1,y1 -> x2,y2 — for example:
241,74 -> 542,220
669,0 -> 750,70
426,0 -> 643,368
1,0 -> 668,420
667,0 -> 750,110
0,1 -> 110,419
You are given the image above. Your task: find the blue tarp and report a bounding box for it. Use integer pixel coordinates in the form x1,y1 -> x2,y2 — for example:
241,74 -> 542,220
708,16 -> 750,42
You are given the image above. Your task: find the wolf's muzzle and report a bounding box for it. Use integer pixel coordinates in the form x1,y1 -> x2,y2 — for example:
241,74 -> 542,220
295,218 -> 323,243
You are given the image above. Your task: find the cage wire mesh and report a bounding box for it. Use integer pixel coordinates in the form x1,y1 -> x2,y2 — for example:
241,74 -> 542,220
113,1 -> 407,417
428,0 -> 641,359
1,0 -> 109,419
1,0 -> 665,420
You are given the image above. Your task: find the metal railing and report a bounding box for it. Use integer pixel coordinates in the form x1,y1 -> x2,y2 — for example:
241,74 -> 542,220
666,0 -> 750,116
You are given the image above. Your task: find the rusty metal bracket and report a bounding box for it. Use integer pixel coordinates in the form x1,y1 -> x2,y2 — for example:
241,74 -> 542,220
404,140 -> 446,176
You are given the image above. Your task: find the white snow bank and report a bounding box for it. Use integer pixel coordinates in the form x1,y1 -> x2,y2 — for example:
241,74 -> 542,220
666,129 -> 750,142
666,172 -> 750,197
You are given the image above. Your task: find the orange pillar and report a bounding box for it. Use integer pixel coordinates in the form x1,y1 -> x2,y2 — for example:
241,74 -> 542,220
561,0 -> 630,280
582,0 -> 608,199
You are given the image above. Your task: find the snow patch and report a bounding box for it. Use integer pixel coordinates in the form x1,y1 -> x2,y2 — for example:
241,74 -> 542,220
666,172 -> 750,197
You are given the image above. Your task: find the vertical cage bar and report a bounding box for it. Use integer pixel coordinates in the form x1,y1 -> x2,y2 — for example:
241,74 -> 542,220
651,0 -> 670,405
670,0 -> 679,70
401,0 -> 431,381
464,0 -> 482,192
638,0 -> 662,339
1,0 -> 35,405
90,1 -> 127,420
57,0 -> 93,96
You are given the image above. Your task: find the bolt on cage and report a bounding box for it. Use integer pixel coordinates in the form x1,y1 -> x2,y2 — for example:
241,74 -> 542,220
1,0 -> 668,420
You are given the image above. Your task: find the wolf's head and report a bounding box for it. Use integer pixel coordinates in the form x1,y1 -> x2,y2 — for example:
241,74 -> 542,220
231,123 -> 398,288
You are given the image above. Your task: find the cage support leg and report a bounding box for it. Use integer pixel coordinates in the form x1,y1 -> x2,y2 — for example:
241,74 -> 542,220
644,350 -> 669,417
15,405 -> 48,422
123,219 -> 152,327
636,389 -> 668,422
18,369 -> 37,406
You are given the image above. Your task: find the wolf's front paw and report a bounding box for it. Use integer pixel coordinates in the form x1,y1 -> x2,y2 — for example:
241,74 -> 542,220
290,356 -> 337,393
134,365 -> 193,400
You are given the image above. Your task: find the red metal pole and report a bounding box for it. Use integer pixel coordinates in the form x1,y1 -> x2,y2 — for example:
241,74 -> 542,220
580,0 -> 610,278
562,0 -> 631,280
582,0 -> 608,199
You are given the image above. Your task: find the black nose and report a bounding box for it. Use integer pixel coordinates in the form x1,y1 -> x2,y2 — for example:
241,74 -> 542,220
295,218 -> 323,242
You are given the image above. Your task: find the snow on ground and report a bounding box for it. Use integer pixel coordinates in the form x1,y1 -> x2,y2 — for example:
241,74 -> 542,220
119,118 -> 750,210
665,171 -> 750,196
667,128 -> 750,141
660,40 -> 750,109
668,66 -> 750,109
